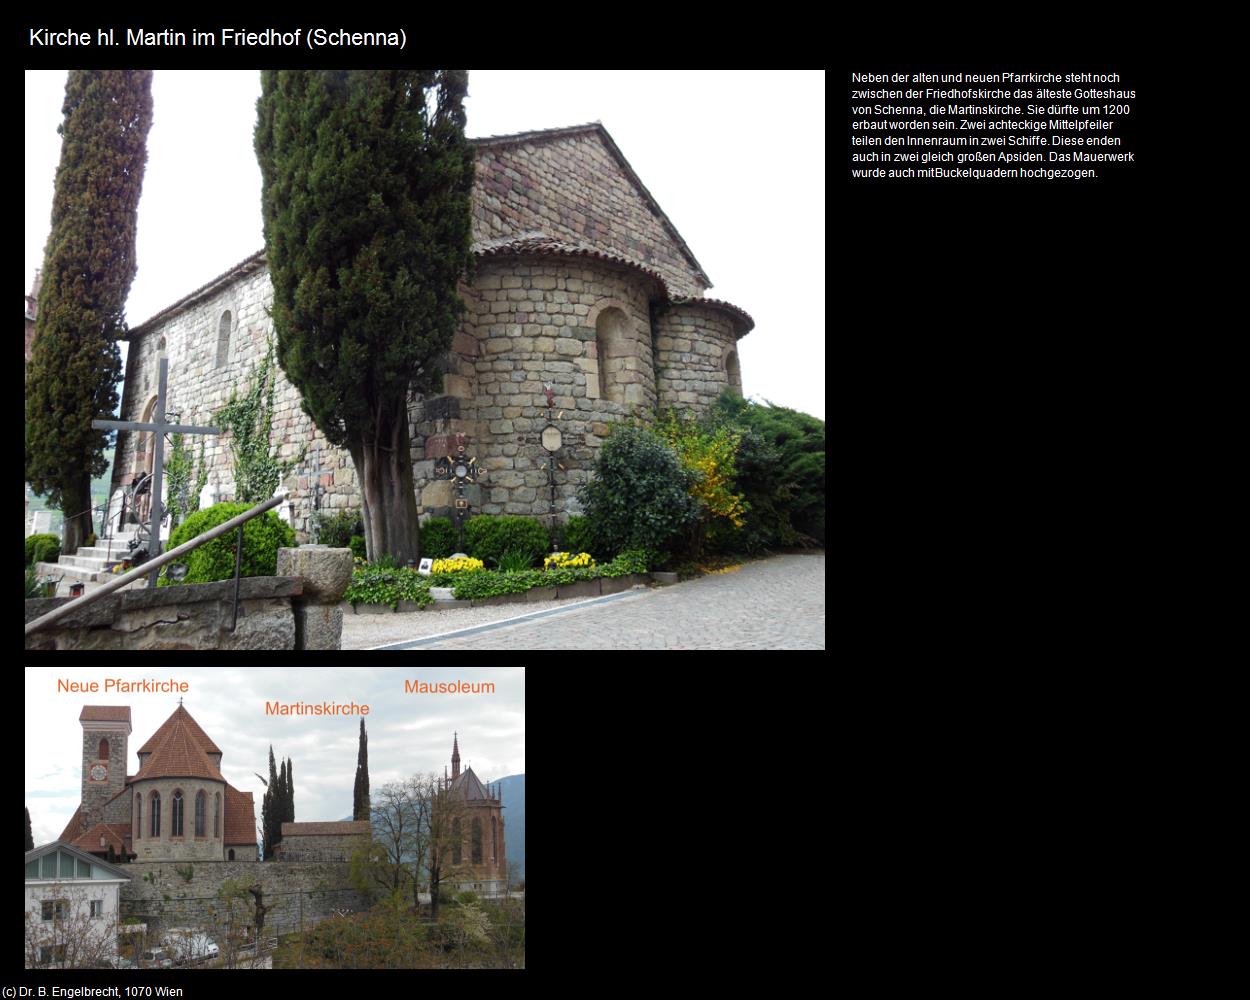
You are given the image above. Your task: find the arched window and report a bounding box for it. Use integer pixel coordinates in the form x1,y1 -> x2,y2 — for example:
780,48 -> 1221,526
725,348 -> 742,391
135,795 -> 142,840
150,792 -> 161,838
471,818 -> 483,864
98,738 -> 109,760
214,793 -> 221,839
595,307 -> 629,405
172,790 -> 184,837
228,849 -> 235,861
491,816 -> 498,863
195,791 -> 206,837
215,311 -> 232,368
452,819 -> 462,865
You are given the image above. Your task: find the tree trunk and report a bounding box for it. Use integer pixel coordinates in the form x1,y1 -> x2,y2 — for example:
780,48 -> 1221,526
62,475 -> 93,555
348,402 -> 421,565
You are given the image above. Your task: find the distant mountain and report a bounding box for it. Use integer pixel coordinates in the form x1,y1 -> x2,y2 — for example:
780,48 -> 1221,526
342,773 -> 524,879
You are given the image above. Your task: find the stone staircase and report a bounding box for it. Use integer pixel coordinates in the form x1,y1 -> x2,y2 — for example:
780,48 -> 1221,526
46,531 -> 145,583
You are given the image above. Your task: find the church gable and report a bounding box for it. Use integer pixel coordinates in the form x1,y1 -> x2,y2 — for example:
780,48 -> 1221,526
471,123 -> 711,299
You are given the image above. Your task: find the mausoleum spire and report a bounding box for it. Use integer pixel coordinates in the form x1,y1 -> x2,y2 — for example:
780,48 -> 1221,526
452,732 -> 461,779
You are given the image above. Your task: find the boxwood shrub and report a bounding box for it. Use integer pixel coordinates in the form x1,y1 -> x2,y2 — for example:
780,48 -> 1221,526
25,533 -> 61,566
160,502 -> 295,585
420,517 -> 458,560
463,516 -> 550,568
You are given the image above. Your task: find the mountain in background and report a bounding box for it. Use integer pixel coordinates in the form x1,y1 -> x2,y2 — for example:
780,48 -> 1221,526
342,772 -> 524,880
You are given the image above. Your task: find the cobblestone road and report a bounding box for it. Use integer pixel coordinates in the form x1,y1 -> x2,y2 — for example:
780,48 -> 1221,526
343,552 -> 824,650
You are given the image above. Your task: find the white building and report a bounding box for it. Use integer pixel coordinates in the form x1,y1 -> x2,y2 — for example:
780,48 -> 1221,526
24,842 -> 131,968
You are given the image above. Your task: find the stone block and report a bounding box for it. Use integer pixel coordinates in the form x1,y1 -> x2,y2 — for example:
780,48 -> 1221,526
526,586 -> 558,602
277,547 -> 354,603
557,579 -> 601,600
422,480 -> 454,507
442,373 -> 473,398
556,338 -> 583,356
294,603 -> 343,650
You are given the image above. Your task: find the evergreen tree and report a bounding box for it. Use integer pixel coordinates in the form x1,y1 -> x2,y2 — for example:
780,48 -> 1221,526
25,807 -> 34,852
255,70 -> 475,563
285,758 -> 295,824
262,745 -> 279,860
353,720 -> 370,822
25,71 -> 153,553
276,759 -> 288,854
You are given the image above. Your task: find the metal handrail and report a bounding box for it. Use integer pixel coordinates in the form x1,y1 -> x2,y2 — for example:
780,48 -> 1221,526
25,494 -> 285,636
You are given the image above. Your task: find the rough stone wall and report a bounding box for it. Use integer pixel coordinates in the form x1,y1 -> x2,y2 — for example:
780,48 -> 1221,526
119,861 -> 367,939
80,727 -> 130,831
129,779 -> 226,861
225,845 -> 258,862
413,258 -> 657,519
103,789 -> 133,826
111,267 -> 360,542
274,832 -> 369,861
473,131 -> 708,299
654,304 -> 742,411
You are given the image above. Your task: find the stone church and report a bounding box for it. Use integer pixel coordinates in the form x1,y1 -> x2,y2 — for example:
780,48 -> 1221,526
58,705 -> 259,863
108,122 -> 754,540
443,734 -> 508,896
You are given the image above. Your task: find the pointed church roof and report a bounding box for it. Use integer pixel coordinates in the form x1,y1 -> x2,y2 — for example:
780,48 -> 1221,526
449,766 -> 492,801
57,806 -> 82,842
137,705 -> 221,756
223,783 -> 257,846
135,710 -> 224,781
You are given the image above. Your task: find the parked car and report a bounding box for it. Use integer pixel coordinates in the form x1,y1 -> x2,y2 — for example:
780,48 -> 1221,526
140,948 -> 173,969
162,928 -> 219,965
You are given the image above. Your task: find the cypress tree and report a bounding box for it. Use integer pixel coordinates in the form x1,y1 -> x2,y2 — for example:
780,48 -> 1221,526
262,745 -> 279,860
353,720 -> 370,822
255,70 -> 475,563
276,759 -> 288,854
25,807 -> 34,852
25,71 -> 153,553
285,758 -> 295,824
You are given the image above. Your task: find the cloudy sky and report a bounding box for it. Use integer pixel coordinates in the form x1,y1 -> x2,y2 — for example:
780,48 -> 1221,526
24,69 -> 825,419
24,666 -> 524,848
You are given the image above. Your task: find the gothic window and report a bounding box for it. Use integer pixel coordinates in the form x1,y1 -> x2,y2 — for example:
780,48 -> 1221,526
150,792 -> 161,837
215,793 -> 221,838
471,818 -> 483,864
172,790 -> 184,837
98,738 -> 109,760
215,311 -> 232,368
195,791 -> 206,837
491,816 -> 498,863
228,849 -> 235,861
452,819 -> 462,865
135,795 -> 142,839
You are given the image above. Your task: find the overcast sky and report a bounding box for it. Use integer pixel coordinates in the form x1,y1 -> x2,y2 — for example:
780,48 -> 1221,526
24,69 -> 824,419
24,666 -> 524,849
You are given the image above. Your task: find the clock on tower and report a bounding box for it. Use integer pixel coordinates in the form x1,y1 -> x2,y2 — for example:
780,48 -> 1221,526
90,763 -> 108,782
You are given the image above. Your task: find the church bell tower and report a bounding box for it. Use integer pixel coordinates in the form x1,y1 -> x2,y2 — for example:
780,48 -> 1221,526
79,706 -> 131,832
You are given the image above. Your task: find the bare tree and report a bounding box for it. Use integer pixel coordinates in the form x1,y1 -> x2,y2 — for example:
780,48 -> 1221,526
24,885 -> 121,968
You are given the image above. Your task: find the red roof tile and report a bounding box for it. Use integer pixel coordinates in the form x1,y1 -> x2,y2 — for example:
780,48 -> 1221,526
79,706 -> 132,723
70,823 -> 131,856
223,784 -> 256,846
58,806 -> 82,842
137,706 -> 221,756
135,713 -> 224,781
476,232 -> 672,299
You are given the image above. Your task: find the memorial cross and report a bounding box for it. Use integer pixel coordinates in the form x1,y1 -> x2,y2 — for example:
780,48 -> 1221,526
92,357 -> 220,587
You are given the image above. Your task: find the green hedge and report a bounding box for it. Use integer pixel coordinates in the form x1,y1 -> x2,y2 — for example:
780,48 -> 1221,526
160,502 -> 295,585
25,533 -> 61,566
315,509 -> 363,548
463,516 -> 550,568
344,566 -> 435,610
560,515 -> 596,558
419,517 -> 458,560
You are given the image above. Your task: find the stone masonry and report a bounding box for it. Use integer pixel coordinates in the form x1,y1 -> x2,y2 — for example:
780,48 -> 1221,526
111,123 -> 754,540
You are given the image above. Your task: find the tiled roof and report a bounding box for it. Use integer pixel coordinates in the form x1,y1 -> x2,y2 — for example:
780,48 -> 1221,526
669,296 -> 756,335
475,232 -> 672,298
137,705 -> 221,756
126,250 -> 267,338
58,806 -> 82,842
79,706 -> 132,723
70,823 -> 131,856
135,712 -> 224,781
223,784 -> 256,846
281,821 -> 371,837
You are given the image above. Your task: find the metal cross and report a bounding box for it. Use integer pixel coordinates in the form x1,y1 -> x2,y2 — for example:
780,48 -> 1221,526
92,357 -> 220,587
